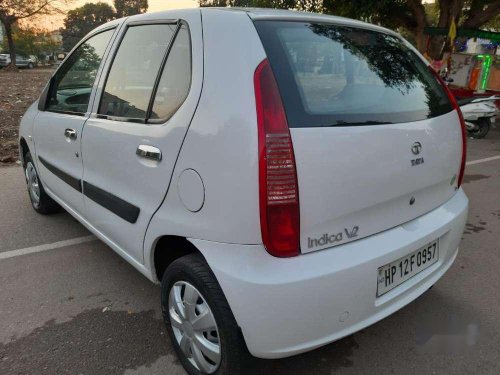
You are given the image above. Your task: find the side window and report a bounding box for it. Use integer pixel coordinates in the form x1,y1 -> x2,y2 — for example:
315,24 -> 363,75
46,29 -> 114,114
150,24 -> 191,121
98,24 -> 177,120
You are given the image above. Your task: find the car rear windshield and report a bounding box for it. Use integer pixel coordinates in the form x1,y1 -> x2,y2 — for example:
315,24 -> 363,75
254,21 -> 453,128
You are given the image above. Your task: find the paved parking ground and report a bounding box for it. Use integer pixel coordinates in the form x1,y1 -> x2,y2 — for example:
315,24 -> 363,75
1,128 -> 499,374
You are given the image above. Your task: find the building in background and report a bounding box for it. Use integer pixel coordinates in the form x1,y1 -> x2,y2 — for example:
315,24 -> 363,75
465,38 -> 500,56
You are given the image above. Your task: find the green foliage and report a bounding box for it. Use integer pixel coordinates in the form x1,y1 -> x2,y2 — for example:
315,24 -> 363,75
1,25 -> 60,61
199,0 -> 499,32
60,1 -> 149,52
198,0 -> 499,58
114,0 -> 148,18
198,0 -> 294,8
0,0 -> 69,66
198,0 -> 251,6
323,0 -> 418,30
0,0 -> 67,20
483,13 -> 500,31
423,2 -> 439,26
60,2 -> 115,51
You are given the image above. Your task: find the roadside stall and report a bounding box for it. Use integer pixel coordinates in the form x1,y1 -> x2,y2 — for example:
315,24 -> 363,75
424,27 -> 499,138
424,27 -> 500,101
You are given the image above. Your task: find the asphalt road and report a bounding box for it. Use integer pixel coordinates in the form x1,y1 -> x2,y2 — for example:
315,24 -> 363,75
1,128 -> 499,375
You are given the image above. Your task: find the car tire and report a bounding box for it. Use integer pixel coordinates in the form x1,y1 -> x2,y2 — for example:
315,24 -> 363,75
24,152 -> 60,214
27,62 -> 34,69
470,118 -> 490,139
161,253 -> 250,375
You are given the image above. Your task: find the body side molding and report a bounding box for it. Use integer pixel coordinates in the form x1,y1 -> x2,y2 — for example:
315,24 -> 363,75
38,156 -> 82,192
82,181 -> 140,223
37,156 -> 140,223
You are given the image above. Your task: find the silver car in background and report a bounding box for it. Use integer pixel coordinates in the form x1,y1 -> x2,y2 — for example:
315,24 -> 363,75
0,54 -> 35,69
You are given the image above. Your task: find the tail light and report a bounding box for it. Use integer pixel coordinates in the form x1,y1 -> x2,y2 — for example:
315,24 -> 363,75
254,59 -> 300,257
428,66 -> 467,187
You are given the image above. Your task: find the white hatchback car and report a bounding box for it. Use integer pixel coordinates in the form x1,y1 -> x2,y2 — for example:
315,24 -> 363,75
19,8 -> 468,375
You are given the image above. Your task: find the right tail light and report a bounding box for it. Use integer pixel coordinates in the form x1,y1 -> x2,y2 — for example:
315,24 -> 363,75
429,66 -> 467,187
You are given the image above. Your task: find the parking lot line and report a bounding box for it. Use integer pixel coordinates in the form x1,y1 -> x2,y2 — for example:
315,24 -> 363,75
466,155 -> 500,166
0,235 -> 96,260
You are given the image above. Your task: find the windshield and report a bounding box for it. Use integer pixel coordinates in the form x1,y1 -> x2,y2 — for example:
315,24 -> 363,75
254,21 -> 453,128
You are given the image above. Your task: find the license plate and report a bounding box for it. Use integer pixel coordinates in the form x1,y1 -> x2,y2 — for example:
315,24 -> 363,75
377,240 -> 439,297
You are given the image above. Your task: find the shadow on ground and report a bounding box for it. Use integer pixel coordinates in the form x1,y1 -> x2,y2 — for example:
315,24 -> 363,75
0,309 -> 170,375
247,335 -> 358,375
0,304 -> 359,375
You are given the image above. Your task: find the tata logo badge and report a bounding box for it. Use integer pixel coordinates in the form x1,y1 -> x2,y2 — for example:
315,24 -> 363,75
411,141 -> 422,155
411,142 -> 424,166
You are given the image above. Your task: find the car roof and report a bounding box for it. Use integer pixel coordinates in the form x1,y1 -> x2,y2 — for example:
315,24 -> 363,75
123,7 -> 398,38
217,8 -> 398,36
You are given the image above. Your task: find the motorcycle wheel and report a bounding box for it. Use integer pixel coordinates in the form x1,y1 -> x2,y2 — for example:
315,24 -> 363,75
469,118 -> 490,139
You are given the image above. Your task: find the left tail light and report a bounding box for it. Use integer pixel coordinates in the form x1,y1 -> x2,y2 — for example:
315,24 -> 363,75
254,59 -> 300,257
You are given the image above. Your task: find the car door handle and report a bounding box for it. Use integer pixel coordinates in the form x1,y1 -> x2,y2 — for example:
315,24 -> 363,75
136,145 -> 162,162
64,128 -> 77,140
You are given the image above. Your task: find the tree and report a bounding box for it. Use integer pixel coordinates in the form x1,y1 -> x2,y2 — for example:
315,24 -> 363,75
199,0 -> 250,6
60,2 -> 115,51
198,0 -> 296,8
322,0 -> 429,53
483,13 -> 500,30
198,0 -> 324,12
1,25 -> 61,62
0,0 -> 69,69
114,0 -> 148,18
199,0 -> 500,60
322,0 -> 500,59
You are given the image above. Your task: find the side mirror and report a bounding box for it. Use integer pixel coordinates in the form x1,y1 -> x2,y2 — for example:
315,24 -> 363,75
38,77 -> 53,111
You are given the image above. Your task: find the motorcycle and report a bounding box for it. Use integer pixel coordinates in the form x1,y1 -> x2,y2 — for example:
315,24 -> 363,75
458,96 -> 498,139
440,73 -> 498,139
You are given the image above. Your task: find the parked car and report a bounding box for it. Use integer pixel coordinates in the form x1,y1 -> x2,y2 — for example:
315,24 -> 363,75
19,8 -> 468,375
0,53 -> 35,68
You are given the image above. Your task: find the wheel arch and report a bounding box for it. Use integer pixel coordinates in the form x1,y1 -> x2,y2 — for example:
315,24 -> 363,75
19,137 -> 30,166
152,235 -> 202,283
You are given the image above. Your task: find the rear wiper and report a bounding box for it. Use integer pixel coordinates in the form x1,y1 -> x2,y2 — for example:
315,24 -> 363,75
334,120 -> 394,126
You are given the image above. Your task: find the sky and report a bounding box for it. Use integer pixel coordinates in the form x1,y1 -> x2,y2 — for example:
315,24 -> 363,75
36,0 -> 437,30
35,1 -> 437,30
41,0 -> 199,30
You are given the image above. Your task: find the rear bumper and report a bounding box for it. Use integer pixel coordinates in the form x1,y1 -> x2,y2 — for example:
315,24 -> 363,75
190,189 -> 468,359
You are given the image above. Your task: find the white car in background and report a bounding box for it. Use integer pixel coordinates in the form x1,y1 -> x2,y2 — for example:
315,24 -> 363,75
0,53 -> 35,68
18,8 -> 468,375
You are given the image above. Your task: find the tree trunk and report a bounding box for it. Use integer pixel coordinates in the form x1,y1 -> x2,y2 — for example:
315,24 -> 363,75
427,35 -> 446,60
427,0 -> 466,60
414,26 -> 427,53
463,1 -> 500,28
407,0 -> 428,53
3,21 -> 18,70
426,0 -> 449,60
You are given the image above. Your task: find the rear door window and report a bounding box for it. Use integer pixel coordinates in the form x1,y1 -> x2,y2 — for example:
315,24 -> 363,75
150,23 -> 191,122
98,23 -> 177,121
254,21 -> 453,128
